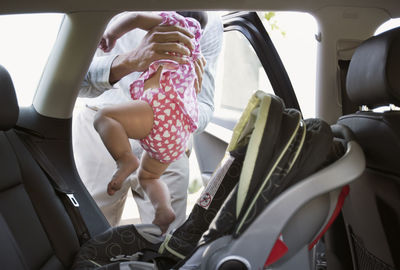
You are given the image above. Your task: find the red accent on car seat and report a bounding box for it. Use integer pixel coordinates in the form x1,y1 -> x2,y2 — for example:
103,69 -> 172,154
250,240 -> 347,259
264,186 -> 350,267
308,185 -> 350,250
264,236 -> 289,267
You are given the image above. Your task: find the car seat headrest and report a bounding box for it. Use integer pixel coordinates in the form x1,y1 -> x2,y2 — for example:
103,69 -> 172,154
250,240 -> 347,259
0,65 -> 19,131
346,27 -> 400,108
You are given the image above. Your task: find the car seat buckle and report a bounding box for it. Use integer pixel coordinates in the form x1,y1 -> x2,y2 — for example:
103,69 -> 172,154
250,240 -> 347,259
67,194 -> 80,207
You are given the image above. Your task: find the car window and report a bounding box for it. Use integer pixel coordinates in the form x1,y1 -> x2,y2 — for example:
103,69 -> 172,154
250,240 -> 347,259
214,30 -> 274,117
375,18 -> 400,35
0,13 -> 64,106
371,18 -> 400,112
214,11 -> 318,119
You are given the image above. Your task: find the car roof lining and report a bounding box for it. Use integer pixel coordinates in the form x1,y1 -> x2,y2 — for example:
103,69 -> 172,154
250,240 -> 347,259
1,0 -> 400,17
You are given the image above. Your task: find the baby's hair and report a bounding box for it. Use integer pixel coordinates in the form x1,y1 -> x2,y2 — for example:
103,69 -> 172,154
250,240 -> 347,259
176,11 -> 208,29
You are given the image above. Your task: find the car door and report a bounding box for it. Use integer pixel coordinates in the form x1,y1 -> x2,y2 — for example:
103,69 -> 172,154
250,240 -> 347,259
193,11 -> 301,186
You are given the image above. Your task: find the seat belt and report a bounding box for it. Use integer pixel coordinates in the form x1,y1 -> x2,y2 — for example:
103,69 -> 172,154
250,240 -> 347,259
13,130 -> 91,245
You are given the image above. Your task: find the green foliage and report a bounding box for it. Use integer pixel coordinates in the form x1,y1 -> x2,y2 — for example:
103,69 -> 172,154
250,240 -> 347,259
265,11 -> 275,21
188,178 -> 202,194
264,12 -> 286,37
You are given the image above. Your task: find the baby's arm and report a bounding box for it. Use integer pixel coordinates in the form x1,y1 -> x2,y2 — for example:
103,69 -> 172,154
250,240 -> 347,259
100,12 -> 163,52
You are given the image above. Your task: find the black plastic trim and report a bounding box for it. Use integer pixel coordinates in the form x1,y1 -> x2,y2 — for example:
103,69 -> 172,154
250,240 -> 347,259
222,11 -> 301,111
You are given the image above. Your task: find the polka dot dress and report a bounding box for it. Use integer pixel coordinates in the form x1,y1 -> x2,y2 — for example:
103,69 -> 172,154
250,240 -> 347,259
129,12 -> 201,163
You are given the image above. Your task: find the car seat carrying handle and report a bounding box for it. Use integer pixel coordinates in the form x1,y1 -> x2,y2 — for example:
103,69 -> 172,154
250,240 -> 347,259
14,130 -> 91,245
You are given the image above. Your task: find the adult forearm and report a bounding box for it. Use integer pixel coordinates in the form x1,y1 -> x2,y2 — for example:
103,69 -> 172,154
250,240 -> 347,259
79,55 -> 116,98
79,78 -> 104,98
108,53 -> 138,85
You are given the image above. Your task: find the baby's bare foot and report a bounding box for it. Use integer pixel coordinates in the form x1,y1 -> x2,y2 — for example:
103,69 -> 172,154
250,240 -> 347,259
152,206 -> 176,234
107,152 -> 139,196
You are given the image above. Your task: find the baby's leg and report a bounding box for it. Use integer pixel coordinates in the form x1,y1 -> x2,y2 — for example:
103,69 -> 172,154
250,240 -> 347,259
138,152 -> 175,233
93,101 -> 154,195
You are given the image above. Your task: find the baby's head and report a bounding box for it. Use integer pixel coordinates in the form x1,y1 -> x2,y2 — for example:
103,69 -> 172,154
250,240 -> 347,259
176,11 -> 208,29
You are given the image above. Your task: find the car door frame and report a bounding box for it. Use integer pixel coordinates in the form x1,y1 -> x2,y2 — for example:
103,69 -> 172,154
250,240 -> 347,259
194,11 -> 300,185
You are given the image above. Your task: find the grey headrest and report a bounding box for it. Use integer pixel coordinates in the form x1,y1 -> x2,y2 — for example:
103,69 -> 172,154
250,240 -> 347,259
347,27 -> 400,108
0,65 -> 19,131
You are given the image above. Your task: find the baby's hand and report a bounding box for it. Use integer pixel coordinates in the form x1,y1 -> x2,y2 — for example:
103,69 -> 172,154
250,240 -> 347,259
99,34 -> 117,52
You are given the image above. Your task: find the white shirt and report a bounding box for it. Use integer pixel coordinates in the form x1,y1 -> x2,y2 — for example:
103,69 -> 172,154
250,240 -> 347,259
79,11 -> 223,133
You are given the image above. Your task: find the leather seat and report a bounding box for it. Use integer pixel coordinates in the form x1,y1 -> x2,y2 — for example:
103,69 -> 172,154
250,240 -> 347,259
0,65 -> 105,269
338,27 -> 400,270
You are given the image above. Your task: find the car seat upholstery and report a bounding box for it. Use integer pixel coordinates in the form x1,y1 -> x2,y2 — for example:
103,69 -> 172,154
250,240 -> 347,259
178,92 -> 365,270
0,64 -> 109,269
338,27 -> 400,270
0,65 -> 77,269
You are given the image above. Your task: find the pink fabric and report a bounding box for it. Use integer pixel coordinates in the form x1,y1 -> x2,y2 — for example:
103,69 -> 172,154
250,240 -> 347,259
129,12 -> 202,163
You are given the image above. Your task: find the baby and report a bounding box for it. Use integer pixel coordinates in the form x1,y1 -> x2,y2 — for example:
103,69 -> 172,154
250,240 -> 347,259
93,11 -> 207,233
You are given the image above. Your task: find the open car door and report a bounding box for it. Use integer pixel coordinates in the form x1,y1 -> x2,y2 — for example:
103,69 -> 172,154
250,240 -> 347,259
194,11 -> 301,185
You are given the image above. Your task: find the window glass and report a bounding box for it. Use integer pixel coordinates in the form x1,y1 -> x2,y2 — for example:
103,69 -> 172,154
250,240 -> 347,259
375,18 -> 400,35
372,18 -> 400,112
214,11 -> 317,119
215,30 -> 273,116
0,14 -> 64,106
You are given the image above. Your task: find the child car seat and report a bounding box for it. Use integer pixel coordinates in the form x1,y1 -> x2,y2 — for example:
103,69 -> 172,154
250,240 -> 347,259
73,91 -> 365,270
338,26 -> 400,270
175,92 -> 365,270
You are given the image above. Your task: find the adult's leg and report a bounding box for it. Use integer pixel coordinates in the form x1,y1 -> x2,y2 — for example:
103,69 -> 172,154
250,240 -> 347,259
93,101 -> 153,195
72,106 -> 131,226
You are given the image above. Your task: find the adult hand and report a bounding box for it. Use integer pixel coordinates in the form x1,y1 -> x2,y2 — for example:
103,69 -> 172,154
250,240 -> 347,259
109,24 -> 195,85
194,55 -> 206,94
